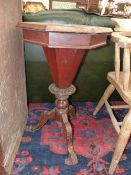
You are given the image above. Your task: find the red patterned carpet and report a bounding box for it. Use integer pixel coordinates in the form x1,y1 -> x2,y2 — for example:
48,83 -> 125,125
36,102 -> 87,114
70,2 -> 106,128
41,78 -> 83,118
12,102 -> 131,175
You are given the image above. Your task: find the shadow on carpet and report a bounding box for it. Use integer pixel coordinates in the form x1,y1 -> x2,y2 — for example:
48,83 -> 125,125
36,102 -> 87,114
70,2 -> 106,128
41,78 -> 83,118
12,102 -> 131,175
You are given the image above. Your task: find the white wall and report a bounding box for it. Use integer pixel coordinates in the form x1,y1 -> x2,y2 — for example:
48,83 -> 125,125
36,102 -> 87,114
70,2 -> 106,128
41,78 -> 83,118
0,0 -> 28,174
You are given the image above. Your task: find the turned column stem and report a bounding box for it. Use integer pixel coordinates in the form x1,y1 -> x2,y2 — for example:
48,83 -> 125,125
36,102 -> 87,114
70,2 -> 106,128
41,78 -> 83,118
49,83 -> 78,164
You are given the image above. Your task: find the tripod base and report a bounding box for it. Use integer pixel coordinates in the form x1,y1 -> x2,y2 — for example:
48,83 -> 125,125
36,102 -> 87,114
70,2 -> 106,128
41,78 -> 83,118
26,84 -> 78,165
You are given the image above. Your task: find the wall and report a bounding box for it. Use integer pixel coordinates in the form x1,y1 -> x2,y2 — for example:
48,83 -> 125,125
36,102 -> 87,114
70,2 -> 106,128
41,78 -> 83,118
0,0 -> 27,174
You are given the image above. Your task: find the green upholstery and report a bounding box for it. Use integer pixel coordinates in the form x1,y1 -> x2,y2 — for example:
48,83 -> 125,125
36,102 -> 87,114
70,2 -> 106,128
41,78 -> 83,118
23,9 -> 120,103
23,9 -> 112,27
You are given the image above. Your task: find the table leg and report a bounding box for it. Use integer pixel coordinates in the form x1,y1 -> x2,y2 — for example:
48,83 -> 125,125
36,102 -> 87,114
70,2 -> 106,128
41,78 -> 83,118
69,105 -> 76,119
25,109 -> 55,132
26,84 -> 78,164
61,113 -> 78,165
50,84 -> 78,164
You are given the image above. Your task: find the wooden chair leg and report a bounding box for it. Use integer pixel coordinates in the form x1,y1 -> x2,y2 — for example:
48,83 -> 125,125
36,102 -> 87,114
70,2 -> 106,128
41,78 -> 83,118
93,84 -> 115,115
109,108 -> 131,175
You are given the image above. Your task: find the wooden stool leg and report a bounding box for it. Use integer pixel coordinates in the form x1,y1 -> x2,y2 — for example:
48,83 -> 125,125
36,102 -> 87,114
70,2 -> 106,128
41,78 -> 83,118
93,84 -> 115,115
109,108 -> 131,175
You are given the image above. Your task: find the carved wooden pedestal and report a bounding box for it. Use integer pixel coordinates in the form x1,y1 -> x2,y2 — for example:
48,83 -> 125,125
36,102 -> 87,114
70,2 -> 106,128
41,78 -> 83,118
17,22 -> 112,164
49,83 -> 77,164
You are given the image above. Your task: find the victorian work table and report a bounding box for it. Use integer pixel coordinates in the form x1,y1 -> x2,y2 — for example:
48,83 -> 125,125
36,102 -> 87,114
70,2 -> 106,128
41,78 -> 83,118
17,22 -> 112,165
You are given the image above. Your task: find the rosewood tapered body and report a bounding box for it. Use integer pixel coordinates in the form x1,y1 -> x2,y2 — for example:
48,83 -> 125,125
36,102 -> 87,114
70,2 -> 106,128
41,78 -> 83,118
44,47 -> 85,88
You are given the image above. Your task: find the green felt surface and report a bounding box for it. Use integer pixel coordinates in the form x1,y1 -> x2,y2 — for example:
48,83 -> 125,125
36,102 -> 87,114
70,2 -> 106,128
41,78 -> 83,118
23,8 -> 112,27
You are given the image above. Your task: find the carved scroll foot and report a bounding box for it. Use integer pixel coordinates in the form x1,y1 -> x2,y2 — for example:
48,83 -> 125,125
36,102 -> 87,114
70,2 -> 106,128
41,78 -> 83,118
61,113 -> 78,165
25,109 -> 55,132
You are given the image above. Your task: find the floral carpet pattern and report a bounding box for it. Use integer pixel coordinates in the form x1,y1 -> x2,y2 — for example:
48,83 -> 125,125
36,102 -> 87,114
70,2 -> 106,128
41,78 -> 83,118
12,102 -> 131,175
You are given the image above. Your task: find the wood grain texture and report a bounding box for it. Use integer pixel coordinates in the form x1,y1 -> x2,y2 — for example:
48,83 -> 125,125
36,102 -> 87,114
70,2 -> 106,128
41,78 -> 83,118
109,108 -> 131,175
43,47 -> 85,88
94,31 -> 131,175
114,43 -> 120,82
17,22 -> 112,49
21,26 -> 109,49
18,20 -> 111,166
17,22 -> 113,33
